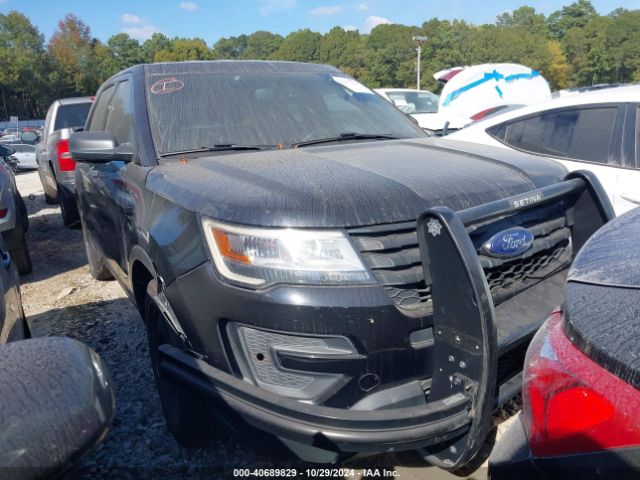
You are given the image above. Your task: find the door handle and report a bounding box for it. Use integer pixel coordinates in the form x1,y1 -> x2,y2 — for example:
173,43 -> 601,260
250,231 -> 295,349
620,193 -> 640,206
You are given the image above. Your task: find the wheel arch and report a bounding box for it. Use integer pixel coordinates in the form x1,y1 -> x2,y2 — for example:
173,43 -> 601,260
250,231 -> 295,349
129,245 -> 158,317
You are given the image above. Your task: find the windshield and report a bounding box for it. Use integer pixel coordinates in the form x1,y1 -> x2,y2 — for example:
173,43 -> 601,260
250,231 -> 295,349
385,90 -> 439,114
54,102 -> 92,131
145,72 -> 426,155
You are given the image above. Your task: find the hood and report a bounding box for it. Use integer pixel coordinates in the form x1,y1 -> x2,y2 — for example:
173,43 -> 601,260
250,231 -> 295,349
147,138 -> 567,228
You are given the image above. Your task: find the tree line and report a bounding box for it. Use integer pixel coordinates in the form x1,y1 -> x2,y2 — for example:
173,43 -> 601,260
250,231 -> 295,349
1,0 -> 639,120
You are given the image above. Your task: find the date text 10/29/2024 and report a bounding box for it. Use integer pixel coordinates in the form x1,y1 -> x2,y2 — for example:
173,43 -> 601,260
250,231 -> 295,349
233,468 -> 401,478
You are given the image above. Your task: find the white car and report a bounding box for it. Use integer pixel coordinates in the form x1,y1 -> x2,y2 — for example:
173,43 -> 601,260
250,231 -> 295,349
10,143 -> 37,171
0,135 -> 20,144
375,88 -> 443,130
446,84 -> 640,215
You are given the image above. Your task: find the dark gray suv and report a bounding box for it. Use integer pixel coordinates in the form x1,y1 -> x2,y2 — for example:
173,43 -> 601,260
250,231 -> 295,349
69,61 -> 612,473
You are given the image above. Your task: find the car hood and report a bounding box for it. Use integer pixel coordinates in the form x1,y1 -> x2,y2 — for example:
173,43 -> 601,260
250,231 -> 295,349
146,138 -> 567,228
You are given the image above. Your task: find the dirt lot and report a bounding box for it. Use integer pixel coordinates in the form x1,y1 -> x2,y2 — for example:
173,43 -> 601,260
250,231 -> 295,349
16,170 -> 515,479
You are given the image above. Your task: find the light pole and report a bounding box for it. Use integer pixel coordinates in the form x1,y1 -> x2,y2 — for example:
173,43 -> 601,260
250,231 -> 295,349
412,35 -> 428,90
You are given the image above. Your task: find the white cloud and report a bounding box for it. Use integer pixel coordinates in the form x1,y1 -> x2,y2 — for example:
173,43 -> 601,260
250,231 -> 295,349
120,13 -> 162,40
179,2 -> 198,11
343,25 -> 358,31
259,0 -> 296,16
122,13 -> 142,24
363,15 -> 391,33
357,3 -> 368,11
310,5 -> 343,16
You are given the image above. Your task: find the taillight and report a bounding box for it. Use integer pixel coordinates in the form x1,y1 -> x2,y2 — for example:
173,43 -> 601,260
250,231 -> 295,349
523,309 -> 640,457
470,106 -> 506,121
56,139 -> 76,172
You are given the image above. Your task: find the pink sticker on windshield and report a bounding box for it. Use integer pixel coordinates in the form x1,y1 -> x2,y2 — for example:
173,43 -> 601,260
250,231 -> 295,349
150,77 -> 185,94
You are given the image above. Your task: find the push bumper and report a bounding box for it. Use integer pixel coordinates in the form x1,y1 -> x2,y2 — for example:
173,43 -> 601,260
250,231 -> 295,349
159,344 -> 472,455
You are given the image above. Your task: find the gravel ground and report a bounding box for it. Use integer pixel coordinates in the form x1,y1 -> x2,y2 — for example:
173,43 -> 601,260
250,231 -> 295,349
16,170 -> 518,480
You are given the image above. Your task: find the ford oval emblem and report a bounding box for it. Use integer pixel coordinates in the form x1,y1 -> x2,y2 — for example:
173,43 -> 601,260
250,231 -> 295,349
482,227 -> 534,258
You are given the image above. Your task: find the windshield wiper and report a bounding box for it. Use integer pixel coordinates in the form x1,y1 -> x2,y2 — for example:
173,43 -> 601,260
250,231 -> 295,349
292,133 -> 399,148
160,144 -> 275,157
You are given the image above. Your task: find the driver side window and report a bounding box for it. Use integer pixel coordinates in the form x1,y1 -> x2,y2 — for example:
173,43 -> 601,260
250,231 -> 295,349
105,81 -> 134,146
88,85 -> 114,132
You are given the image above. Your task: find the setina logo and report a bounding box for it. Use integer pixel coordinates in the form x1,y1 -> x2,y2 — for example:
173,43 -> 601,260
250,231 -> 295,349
482,227 -> 534,258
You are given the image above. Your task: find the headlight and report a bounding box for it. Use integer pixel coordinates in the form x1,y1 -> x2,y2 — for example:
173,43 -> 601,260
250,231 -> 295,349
202,219 -> 373,287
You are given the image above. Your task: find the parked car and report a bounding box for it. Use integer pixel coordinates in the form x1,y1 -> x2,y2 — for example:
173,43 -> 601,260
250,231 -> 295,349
0,145 -> 31,274
8,143 -> 37,171
0,134 -> 20,144
429,63 -> 552,135
34,96 -> 93,227
375,88 -> 442,130
446,85 -> 640,215
70,61 -> 612,473
490,206 -> 640,479
0,336 -> 115,479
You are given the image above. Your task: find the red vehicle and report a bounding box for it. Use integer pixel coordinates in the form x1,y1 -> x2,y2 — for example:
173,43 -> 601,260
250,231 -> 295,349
490,206 -> 640,478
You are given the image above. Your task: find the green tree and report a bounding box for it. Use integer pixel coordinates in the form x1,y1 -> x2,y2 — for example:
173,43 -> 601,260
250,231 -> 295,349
107,33 -> 142,71
0,11 -> 49,118
496,6 -> 547,36
154,38 -> 213,61
270,29 -> 321,62
547,0 -> 598,39
48,13 -> 96,95
141,33 -> 172,63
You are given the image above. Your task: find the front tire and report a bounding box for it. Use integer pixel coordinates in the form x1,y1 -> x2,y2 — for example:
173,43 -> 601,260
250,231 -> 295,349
145,280 -> 220,448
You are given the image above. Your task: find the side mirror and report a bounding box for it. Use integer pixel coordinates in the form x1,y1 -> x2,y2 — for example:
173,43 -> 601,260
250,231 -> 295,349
69,131 -> 133,163
20,131 -> 38,143
0,337 -> 115,479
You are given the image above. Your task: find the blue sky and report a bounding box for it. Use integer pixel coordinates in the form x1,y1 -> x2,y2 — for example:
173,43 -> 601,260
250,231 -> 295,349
2,0 -> 639,44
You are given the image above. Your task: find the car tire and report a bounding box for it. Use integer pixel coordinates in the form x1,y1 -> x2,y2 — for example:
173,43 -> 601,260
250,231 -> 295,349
40,168 -> 59,204
81,221 -> 114,281
10,238 -> 32,276
3,228 -> 32,276
58,184 -> 80,229
145,280 -> 221,448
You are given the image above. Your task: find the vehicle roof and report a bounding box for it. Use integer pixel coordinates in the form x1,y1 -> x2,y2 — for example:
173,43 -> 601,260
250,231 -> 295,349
450,84 -> 640,136
565,208 -> 640,387
55,96 -> 94,105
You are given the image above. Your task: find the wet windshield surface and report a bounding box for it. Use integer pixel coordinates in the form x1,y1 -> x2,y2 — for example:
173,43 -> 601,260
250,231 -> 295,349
145,72 -> 426,155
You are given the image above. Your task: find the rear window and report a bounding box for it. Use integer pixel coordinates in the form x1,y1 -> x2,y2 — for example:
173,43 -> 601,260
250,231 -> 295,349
494,107 -> 618,164
54,102 -> 92,131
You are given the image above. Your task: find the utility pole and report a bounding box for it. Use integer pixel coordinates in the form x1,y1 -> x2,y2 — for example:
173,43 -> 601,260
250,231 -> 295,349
412,35 -> 428,90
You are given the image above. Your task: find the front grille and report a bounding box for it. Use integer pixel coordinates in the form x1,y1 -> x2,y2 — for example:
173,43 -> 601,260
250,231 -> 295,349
349,204 -> 572,317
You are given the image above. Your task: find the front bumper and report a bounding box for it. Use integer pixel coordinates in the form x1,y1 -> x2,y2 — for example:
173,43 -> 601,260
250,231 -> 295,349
160,344 -> 471,456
